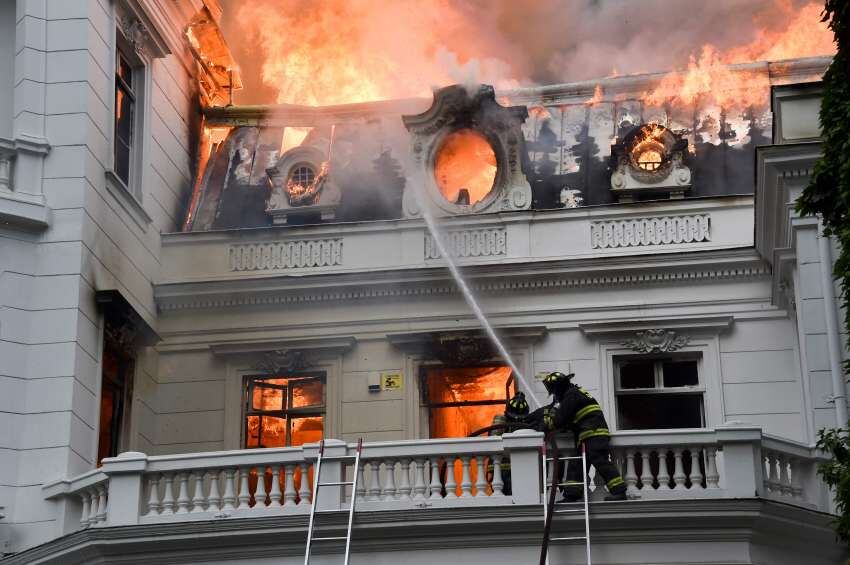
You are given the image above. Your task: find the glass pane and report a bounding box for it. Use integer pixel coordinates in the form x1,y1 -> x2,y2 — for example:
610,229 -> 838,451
292,379 -> 323,408
663,360 -> 699,387
252,384 -> 285,411
255,416 -> 287,448
291,416 -> 323,446
117,53 -> 132,88
246,415 -> 261,448
429,403 -> 505,438
97,386 -> 116,465
617,394 -> 704,430
426,366 -> 512,404
619,360 -> 655,389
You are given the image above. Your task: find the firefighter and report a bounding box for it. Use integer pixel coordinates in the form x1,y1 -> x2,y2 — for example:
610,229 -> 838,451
531,371 -> 627,501
488,391 -> 530,495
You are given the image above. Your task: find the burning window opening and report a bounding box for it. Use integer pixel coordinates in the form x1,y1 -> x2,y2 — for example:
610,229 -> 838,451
635,147 -> 664,172
423,366 -> 513,439
285,161 -> 328,207
434,129 -> 498,206
290,165 -> 316,187
244,374 -> 325,448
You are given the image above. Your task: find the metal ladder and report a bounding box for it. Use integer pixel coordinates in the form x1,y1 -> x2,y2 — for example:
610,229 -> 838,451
304,438 -> 363,565
541,439 -> 591,565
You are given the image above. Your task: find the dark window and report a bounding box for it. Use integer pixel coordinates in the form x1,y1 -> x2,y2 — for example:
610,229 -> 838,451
114,49 -> 136,187
244,374 -> 325,448
97,322 -> 135,465
615,356 -> 704,430
422,366 -> 513,438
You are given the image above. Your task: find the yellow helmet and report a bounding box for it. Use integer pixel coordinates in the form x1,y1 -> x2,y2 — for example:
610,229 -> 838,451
542,371 -> 573,396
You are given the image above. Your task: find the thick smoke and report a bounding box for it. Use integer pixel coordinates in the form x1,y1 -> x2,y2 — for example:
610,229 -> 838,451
219,0 -> 829,106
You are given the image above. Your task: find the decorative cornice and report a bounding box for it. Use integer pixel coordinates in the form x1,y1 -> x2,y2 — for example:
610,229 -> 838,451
229,239 -> 343,271
591,214 -> 710,249
621,329 -> 690,353
210,337 -> 356,358
425,228 -> 507,260
157,261 -> 770,312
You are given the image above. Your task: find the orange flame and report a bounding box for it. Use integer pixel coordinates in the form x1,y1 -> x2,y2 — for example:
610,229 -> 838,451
434,129 -> 497,206
645,1 -> 833,107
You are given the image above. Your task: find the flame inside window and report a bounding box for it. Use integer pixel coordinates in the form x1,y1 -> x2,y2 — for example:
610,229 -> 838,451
434,129 -> 497,206
635,147 -> 664,171
425,366 -> 512,438
290,164 -> 316,187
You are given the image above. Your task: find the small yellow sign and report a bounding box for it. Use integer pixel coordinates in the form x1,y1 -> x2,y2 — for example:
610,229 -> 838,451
382,372 -> 403,390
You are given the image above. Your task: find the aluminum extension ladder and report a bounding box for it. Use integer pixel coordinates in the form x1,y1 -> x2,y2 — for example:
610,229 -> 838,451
304,438 -> 363,565
541,440 -> 591,565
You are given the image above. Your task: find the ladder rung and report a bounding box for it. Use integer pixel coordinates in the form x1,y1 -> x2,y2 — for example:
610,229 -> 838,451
546,456 -> 583,461
550,536 -> 587,541
554,508 -> 585,514
553,500 -> 585,505
311,536 -> 348,541
319,455 -> 358,461
317,481 -> 355,487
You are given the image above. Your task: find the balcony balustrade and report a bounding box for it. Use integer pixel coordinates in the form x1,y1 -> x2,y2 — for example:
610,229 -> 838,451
42,425 -> 830,534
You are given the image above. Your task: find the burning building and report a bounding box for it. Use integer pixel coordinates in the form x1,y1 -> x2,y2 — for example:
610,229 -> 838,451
0,0 -> 846,564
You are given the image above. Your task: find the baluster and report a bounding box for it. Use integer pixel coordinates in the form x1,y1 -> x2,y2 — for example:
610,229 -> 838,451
160,474 -> 176,515
778,455 -> 791,496
429,458 -> 443,498
88,488 -> 99,525
657,450 -> 672,490
412,458 -> 426,501
492,455 -> 504,496
237,467 -> 251,508
398,459 -> 412,501
283,465 -> 296,506
474,455 -> 488,497
255,466 -> 269,508
221,469 -> 237,511
78,490 -> 91,527
672,449 -> 686,489
298,463 -> 311,504
689,449 -> 704,489
95,485 -> 108,523
624,449 -> 639,495
705,448 -> 720,489
176,473 -> 191,514
382,459 -> 397,500
444,456 -> 458,499
207,470 -> 222,512
460,456 -> 472,497
789,458 -> 803,499
268,465 -> 282,506
145,474 -> 161,516
367,461 -> 382,501
766,452 -> 779,494
640,451 -> 653,490
592,467 -> 604,495
191,472 -> 206,512
355,460 -> 367,502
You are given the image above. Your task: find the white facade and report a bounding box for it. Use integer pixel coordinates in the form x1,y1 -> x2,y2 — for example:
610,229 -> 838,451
0,1 -> 847,563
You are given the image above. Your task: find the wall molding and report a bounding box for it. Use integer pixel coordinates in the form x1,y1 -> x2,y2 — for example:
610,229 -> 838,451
228,239 -> 343,271
424,228 -> 507,260
591,214 -> 710,249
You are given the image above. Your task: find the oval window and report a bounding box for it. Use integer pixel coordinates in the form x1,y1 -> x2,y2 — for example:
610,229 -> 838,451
434,129 -> 497,206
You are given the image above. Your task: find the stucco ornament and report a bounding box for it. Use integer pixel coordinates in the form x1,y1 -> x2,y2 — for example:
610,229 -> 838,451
253,350 -> 309,373
621,329 -> 690,353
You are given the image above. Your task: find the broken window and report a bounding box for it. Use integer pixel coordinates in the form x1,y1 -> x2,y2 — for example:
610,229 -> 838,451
244,374 -> 325,448
615,356 -> 704,430
97,319 -> 135,466
422,366 -> 513,438
114,47 -> 137,191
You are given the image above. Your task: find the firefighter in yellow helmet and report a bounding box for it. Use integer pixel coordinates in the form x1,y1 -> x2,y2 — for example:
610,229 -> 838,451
532,371 -> 627,501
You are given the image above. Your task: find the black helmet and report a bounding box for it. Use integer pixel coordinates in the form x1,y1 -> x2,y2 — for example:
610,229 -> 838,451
506,391 -> 530,419
542,371 -> 573,396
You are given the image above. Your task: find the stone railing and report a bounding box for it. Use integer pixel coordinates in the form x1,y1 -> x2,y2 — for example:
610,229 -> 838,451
43,426 -> 830,533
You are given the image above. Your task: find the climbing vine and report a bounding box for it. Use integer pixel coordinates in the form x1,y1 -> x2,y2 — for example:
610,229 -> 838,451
796,1 -> 850,373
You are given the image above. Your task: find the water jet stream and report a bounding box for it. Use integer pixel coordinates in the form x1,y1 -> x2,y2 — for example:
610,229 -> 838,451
409,170 -> 542,410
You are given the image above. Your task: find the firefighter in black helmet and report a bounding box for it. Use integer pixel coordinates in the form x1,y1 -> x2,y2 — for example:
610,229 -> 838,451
532,371 -> 627,501
488,391 -> 530,495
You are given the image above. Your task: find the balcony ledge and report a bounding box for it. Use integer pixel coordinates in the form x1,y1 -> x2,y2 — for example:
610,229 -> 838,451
3,499 -> 843,565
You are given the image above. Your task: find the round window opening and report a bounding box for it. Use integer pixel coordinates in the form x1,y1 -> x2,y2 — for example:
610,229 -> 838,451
290,164 -> 316,187
635,145 -> 664,171
434,129 -> 497,206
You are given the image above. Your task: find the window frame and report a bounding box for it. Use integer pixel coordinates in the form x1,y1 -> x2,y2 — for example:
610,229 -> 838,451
613,353 -> 706,430
242,372 -> 326,448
